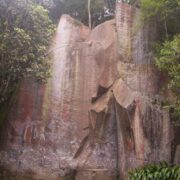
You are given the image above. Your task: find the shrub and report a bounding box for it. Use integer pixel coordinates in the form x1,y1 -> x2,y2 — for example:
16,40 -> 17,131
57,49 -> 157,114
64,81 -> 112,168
128,162 -> 180,180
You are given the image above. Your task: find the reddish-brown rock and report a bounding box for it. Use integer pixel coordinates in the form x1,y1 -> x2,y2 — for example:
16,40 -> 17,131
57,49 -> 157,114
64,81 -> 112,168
0,15 -> 118,179
0,2 -> 177,180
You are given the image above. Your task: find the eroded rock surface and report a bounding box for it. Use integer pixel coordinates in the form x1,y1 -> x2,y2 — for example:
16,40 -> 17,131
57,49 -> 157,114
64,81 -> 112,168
0,15 -> 118,180
0,2 -> 177,180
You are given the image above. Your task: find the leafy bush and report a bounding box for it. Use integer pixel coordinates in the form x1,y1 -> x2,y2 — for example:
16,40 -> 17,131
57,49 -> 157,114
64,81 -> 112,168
128,162 -> 180,180
155,35 -> 180,94
155,35 -> 180,120
0,0 -> 55,104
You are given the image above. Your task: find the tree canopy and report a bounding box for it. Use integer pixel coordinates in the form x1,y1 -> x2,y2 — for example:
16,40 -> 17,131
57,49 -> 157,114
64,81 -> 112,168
0,0 -> 55,104
140,0 -> 180,38
35,0 -> 116,26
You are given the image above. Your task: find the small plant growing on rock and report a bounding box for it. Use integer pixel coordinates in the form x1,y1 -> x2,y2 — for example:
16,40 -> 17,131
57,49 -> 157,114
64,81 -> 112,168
128,161 -> 180,180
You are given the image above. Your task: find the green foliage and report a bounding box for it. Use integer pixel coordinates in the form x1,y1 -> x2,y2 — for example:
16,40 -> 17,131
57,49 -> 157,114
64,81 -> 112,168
155,35 -> 180,120
140,0 -> 180,120
128,162 -> 180,180
155,35 -> 180,94
62,0 -> 110,27
38,0 -> 65,23
37,0 -> 115,27
140,0 -> 179,20
140,0 -> 167,20
140,0 -> 180,38
0,0 -> 55,104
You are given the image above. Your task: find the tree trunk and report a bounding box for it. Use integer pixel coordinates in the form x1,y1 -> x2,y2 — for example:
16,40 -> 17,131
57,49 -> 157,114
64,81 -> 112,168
164,18 -> 169,39
88,0 -> 91,29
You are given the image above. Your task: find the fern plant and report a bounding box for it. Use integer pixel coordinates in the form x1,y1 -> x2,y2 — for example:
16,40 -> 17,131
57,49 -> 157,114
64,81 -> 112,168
128,162 -> 180,180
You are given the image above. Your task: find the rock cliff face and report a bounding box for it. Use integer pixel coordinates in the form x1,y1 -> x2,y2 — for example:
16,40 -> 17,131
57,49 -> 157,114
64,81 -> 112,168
0,2 -> 177,180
